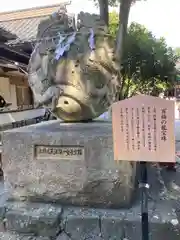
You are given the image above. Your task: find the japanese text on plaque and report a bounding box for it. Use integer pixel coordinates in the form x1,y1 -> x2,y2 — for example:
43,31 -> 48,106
35,145 -> 84,160
119,106 -> 161,152
112,95 -> 175,163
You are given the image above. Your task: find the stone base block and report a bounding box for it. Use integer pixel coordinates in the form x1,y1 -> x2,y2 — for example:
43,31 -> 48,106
62,203 -> 180,240
2,120 -> 137,208
0,201 -> 179,240
0,233 -> 50,240
5,202 -> 62,238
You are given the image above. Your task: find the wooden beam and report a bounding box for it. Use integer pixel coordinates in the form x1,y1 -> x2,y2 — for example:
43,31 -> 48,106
0,67 -> 4,75
0,67 -> 29,86
0,62 -> 18,70
0,44 -> 29,65
0,43 -> 29,59
9,75 -> 29,87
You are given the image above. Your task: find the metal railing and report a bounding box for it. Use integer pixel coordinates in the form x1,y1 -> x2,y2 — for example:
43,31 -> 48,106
0,108 -> 52,148
0,111 -> 52,131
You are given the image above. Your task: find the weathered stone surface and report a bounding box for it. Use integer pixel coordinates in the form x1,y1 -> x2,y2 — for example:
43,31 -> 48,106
123,201 -> 180,240
5,202 -> 62,237
2,120 -> 137,208
101,202 -> 153,240
148,202 -> 180,240
0,233 -> 36,240
28,9 -> 120,122
56,232 -> 71,240
63,207 -> 101,239
0,233 -> 50,240
101,209 -> 125,239
0,198 -> 179,239
0,159 -> 180,239
0,232 -> 21,240
34,237 -> 50,240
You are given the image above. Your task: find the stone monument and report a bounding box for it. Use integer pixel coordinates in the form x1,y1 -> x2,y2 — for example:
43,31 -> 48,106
0,8 -> 141,239
2,120 -> 137,208
15,6 -> 137,208
2,7 -> 177,240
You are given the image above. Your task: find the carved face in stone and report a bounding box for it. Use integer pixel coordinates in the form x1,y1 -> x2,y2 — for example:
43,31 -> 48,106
28,11 -> 120,122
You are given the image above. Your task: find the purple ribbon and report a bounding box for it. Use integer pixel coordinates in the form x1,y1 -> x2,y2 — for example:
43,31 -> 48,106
88,28 -> 95,50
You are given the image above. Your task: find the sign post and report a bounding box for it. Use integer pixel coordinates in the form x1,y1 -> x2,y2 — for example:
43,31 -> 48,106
112,95 -> 175,240
140,161 -> 149,240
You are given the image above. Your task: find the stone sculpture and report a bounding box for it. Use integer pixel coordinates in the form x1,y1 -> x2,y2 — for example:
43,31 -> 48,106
28,8 -> 120,121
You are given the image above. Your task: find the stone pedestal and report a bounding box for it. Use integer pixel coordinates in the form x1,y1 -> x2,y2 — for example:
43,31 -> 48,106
0,201 -> 179,240
2,120 -> 137,208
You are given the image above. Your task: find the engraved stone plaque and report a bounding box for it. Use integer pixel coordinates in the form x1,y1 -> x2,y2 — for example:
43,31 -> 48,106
34,145 -> 84,160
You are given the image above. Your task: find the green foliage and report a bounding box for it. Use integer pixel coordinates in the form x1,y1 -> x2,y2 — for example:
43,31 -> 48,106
108,0 -> 119,6
108,12 -> 178,98
174,47 -> 180,58
108,11 -> 119,37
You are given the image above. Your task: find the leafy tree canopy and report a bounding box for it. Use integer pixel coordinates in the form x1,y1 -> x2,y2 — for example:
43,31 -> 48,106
109,12 -> 178,98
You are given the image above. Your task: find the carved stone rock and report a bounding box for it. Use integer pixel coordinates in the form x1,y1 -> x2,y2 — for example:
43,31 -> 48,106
2,121 -> 137,208
28,10 -> 120,122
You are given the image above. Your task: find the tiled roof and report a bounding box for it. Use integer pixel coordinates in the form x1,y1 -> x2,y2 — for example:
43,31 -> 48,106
0,17 -> 48,44
0,27 -> 16,41
0,3 -> 67,44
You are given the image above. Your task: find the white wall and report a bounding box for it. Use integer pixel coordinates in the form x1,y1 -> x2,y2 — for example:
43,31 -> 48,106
10,84 -> 17,109
0,77 -> 17,109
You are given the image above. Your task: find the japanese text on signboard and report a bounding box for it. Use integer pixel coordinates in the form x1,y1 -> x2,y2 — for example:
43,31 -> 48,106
112,95 -> 175,163
119,106 -> 168,152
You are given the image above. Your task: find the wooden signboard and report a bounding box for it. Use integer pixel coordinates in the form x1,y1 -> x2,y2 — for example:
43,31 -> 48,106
112,95 -> 175,162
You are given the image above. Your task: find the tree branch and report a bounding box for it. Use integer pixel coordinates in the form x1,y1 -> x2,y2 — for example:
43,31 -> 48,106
98,0 -> 109,26
115,0 -> 132,61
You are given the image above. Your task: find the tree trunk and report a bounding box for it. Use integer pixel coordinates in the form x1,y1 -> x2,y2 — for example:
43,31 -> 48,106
115,0 -> 132,62
98,0 -> 109,26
